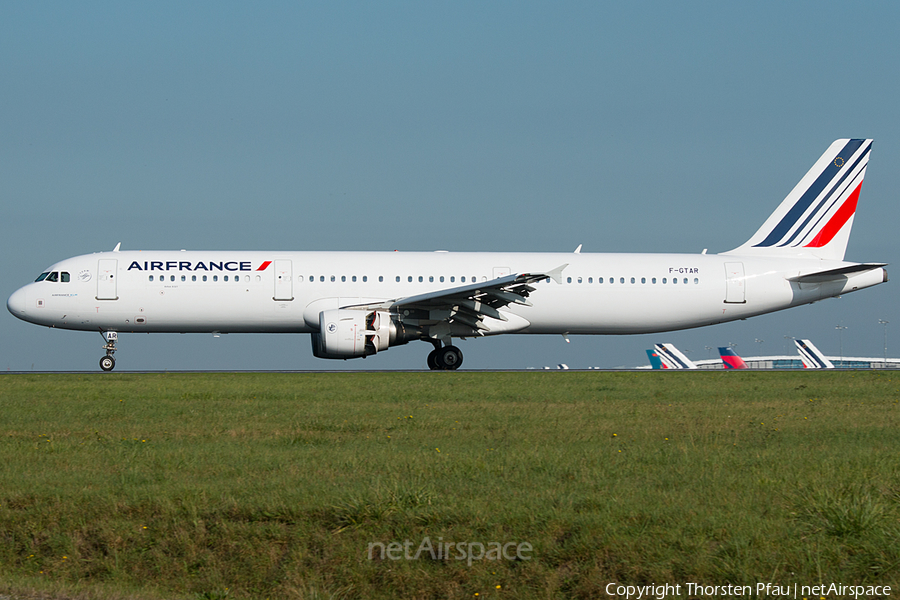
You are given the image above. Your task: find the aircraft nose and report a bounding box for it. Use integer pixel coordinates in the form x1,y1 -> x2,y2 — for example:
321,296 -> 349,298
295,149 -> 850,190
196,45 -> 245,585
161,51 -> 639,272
7,287 -> 28,319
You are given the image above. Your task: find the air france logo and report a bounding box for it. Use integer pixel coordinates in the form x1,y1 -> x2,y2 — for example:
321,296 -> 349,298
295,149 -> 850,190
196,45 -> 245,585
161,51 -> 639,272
127,260 -> 273,272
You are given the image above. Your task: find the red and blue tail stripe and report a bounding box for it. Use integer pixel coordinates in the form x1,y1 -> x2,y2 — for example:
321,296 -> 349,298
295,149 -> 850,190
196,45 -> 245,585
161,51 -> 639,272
719,347 -> 748,370
725,139 -> 873,261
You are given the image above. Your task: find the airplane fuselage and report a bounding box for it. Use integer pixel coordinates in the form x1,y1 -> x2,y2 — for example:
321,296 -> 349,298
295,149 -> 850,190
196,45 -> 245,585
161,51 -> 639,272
8,250 -> 884,336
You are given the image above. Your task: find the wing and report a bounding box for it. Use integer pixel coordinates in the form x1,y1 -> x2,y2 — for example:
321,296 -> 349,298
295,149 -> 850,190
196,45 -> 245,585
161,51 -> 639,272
345,264 -> 567,341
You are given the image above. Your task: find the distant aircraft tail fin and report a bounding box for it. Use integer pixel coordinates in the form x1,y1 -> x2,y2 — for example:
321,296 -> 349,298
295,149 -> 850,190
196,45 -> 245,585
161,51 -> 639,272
652,343 -> 697,369
646,349 -> 666,369
722,139 -> 872,261
795,339 -> 835,369
719,347 -> 748,370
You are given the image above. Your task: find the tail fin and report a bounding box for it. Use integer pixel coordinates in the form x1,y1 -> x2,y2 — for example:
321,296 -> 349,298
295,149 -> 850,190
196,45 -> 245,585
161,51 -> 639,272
646,349 -> 666,369
652,343 -> 697,369
719,347 -> 748,370
723,139 -> 872,261
795,339 -> 835,369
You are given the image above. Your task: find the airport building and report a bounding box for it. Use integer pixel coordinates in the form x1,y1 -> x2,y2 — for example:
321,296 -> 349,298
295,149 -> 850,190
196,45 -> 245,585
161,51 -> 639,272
687,356 -> 900,370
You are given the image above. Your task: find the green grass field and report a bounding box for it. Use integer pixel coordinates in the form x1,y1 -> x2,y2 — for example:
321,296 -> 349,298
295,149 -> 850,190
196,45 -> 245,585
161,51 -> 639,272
1,372 -> 898,599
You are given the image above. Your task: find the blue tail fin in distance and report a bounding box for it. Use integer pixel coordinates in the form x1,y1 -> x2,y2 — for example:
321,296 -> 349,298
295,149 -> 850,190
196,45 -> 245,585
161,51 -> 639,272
723,139 -> 872,261
647,349 -> 666,369
795,339 -> 835,369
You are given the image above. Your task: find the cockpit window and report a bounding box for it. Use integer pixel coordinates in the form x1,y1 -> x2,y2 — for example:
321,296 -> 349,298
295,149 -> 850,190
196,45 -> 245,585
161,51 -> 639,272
61,272 -> 70,282
35,272 -> 50,282
46,272 -> 59,282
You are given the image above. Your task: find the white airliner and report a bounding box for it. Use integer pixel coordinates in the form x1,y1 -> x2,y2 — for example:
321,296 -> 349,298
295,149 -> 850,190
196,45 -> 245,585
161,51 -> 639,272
7,139 -> 887,371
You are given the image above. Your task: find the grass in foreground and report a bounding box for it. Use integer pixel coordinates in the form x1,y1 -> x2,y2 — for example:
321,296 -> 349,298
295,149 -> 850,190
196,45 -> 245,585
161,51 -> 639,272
0,371 -> 899,599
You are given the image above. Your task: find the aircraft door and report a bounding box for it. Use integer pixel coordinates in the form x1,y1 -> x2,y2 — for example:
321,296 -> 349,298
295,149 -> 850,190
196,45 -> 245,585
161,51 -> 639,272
724,262 -> 746,304
97,259 -> 118,300
274,260 -> 293,301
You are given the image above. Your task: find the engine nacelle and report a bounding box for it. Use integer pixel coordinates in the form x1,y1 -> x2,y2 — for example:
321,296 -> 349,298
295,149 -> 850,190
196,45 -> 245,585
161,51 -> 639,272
310,309 -> 420,359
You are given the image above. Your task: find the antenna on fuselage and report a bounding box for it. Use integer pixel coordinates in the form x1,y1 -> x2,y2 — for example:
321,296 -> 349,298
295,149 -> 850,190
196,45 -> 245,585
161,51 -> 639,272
113,242 -> 121,252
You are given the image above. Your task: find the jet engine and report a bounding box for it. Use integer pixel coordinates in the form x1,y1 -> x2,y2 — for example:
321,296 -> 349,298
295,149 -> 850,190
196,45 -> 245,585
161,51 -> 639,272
310,309 -> 419,359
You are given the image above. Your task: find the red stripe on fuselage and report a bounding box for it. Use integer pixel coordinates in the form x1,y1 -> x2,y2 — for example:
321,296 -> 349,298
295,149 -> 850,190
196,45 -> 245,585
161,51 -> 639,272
257,261 -> 272,271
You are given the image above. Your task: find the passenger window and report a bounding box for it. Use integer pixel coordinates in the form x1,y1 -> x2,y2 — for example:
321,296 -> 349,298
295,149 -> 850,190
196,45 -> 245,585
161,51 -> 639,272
620,277 -> 625,284
170,275 -> 175,282
673,278 -> 677,284
461,277 -> 466,282
598,277 -> 603,283
440,276 -> 444,282
662,278 -> 667,284
396,276 -> 400,282
577,277 -> 582,284
213,275 -> 218,282
641,277 -> 646,284
429,276 -> 434,282
320,276 -> 325,282
652,277 -> 657,284
694,278 -> 698,284
418,276 -> 423,282
149,275 -> 154,282
451,276 -> 455,283
298,275 -> 304,282
331,275 -> 336,282
203,275 -> 208,282
683,278 -> 688,284
588,277 -> 593,283
192,275 -> 197,282
630,277 -> 635,284
224,275 -> 229,282
182,275 -> 187,282
567,277 -> 572,283
408,276 -> 413,282
342,276 -> 346,282
351,276 -> 356,282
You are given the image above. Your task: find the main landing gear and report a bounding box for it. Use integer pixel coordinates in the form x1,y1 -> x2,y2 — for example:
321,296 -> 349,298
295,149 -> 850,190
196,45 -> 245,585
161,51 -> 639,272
100,331 -> 118,372
426,341 -> 463,371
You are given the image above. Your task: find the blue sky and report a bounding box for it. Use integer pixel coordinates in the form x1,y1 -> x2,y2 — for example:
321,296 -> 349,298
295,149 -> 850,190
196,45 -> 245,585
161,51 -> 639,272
3,2 -> 899,371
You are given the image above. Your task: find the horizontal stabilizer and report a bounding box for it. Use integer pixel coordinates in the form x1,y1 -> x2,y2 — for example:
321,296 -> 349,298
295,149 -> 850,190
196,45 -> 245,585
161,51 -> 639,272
787,263 -> 887,284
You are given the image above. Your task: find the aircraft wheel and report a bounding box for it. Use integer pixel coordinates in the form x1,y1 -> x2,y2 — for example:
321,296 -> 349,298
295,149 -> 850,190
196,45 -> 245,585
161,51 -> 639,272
426,349 -> 440,370
100,356 -> 116,372
436,346 -> 463,371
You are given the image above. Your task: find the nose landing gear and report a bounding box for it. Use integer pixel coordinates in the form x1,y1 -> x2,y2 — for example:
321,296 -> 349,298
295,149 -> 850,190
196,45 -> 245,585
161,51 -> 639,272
100,331 -> 118,371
